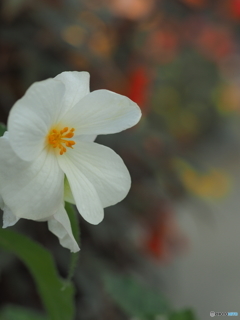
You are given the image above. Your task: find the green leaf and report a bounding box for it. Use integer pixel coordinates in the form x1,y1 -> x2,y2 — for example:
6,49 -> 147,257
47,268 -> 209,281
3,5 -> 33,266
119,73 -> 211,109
103,273 -> 170,320
0,228 -> 75,320
0,305 -> 48,320
0,123 -> 7,137
169,308 -> 197,320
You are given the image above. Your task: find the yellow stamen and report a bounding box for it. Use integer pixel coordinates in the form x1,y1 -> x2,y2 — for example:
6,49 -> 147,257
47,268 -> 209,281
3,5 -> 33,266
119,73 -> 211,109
48,126 -> 76,155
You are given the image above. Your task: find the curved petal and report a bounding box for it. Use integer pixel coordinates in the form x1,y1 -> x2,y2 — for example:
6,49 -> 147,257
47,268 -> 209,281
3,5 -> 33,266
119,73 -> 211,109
8,78 -> 65,161
57,152 -> 104,225
61,90 -> 141,136
2,205 -> 20,228
62,142 -> 131,208
48,206 -> 80,252
54,71 -> 90,116
0,135 -> 64,220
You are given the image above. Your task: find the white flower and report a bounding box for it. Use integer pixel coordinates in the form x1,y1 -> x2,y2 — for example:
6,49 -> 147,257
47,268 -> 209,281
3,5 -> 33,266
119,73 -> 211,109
0,71 -> 141,252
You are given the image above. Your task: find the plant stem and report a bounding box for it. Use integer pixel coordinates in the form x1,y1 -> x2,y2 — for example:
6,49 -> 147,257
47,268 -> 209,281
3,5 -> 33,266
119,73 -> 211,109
64,202 -> 80,283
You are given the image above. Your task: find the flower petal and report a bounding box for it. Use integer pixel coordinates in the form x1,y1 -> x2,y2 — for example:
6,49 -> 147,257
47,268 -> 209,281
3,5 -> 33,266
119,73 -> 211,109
57,152 -> 104,225
8,78 -> 65,161
76,134 -> 97,142
61,90 -> 141,136
0,135 -> 64,220
54,71 -> 90,115
62,142 -> 131,208
2,205 -> 20,228
48,206 -> 80,252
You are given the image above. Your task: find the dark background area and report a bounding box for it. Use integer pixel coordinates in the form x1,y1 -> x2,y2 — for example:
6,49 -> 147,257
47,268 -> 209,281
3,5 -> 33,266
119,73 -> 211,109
1,0 -> 240,319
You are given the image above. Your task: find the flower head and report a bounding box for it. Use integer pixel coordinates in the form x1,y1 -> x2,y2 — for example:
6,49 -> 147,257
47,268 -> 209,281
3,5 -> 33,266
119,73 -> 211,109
0,71 -> 141,252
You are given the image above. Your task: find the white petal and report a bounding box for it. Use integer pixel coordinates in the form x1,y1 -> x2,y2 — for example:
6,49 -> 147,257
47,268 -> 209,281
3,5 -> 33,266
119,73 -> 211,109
48,206 -> 80,252
76,134 -> 97,142
54,71 -> 90,114
62,142 -> 131,208
2,205 -> 20,228
61,90 -> 141,136
0,135 -> 64,220
8,78 -> 65,161
57,152 -> 104,225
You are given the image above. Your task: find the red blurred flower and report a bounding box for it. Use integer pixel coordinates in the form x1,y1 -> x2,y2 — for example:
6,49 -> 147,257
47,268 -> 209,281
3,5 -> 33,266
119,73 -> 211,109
142,206 -> 188,263
196,25 -> 235,62
145,29 -> 179,64
229,0 -> 240,19
127,66 -> 151,115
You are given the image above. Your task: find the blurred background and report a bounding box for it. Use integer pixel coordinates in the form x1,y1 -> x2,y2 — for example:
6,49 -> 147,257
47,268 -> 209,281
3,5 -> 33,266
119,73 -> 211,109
1,0 -> 240,319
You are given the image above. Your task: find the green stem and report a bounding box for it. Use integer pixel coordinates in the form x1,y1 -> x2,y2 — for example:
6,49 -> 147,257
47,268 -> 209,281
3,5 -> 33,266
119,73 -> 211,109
64,202 -> 80,283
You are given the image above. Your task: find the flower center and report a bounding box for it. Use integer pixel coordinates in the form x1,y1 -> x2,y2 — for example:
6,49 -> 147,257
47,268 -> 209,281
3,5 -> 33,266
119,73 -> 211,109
48,127 -> 76,155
